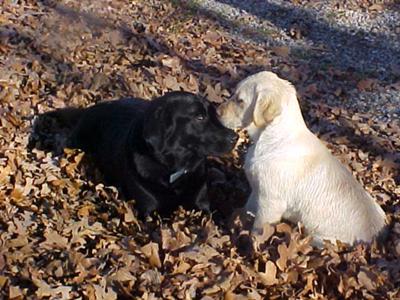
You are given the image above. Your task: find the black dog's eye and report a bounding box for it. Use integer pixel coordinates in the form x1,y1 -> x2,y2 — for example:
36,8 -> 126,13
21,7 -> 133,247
196,114 -> 205,121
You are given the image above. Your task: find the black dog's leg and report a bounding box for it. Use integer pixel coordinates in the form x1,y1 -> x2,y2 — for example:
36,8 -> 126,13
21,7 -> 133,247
122,178 -> 174,217
194,182 -> 210,213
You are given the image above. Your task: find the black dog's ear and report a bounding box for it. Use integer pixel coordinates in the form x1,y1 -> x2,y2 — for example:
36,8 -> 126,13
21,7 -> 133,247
142,103 -> 174,155
142,105 -> 163,152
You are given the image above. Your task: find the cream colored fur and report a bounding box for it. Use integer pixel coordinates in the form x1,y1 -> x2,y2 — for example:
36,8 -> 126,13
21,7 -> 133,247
218,71 -> 387,246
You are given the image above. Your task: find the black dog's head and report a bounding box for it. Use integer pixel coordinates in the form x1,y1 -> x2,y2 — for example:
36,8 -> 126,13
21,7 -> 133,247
143,91 -> 238,170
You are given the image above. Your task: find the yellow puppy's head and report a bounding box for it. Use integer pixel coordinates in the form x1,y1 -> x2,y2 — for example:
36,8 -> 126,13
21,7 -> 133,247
217,71 -> 297,129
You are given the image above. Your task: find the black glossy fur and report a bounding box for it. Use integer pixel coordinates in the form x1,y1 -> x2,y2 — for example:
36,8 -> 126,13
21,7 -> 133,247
40,92 -> 238,217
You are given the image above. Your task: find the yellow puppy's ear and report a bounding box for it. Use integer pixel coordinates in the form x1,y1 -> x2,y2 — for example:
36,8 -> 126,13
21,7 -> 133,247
253,89 -> 282,127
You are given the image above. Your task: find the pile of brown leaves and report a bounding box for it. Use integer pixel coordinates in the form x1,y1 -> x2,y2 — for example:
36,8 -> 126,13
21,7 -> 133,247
1,0 -> 399,299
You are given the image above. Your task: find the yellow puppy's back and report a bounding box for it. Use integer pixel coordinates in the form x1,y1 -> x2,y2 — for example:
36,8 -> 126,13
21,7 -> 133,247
291,133 -> 387,245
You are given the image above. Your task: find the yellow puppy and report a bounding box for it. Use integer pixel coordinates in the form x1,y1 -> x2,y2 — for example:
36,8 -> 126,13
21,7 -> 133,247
218,71 -> 387,246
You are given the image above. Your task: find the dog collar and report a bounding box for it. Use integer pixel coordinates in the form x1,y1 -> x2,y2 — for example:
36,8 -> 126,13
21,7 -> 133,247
169,169 -> 188,184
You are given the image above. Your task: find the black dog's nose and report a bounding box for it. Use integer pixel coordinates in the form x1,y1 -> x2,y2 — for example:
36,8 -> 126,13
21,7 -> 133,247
230,131 -> 239,144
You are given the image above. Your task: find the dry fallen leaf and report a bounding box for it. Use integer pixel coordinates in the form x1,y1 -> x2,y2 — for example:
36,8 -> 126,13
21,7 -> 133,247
0,1 -> 398,299
276,243 -> 289,271
9,285 -> 23,300
141,242 -> 162,269
259,261 -> 278,286
368,4 -> 384,11
357,78 -> 378,91
270,46 -> 290,57
357,271 -> 376,291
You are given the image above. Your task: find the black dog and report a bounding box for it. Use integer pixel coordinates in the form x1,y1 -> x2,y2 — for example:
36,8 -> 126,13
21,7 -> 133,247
37,91 -> 238,217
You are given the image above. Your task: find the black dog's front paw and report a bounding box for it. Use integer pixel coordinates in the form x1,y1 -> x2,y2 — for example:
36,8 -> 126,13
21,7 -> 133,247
195,199 -> 211,213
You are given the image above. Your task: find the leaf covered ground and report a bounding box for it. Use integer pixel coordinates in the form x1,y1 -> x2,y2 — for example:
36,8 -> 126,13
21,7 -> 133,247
0,0 -> 399,299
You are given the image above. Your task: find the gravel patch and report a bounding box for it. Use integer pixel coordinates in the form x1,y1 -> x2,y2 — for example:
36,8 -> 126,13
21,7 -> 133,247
347,89 -> 400,123
190,0 -> 400,77
183,0 -> 400,122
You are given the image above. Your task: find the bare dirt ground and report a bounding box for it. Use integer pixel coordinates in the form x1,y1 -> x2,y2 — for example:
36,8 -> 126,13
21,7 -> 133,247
0,0 -> 399,299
